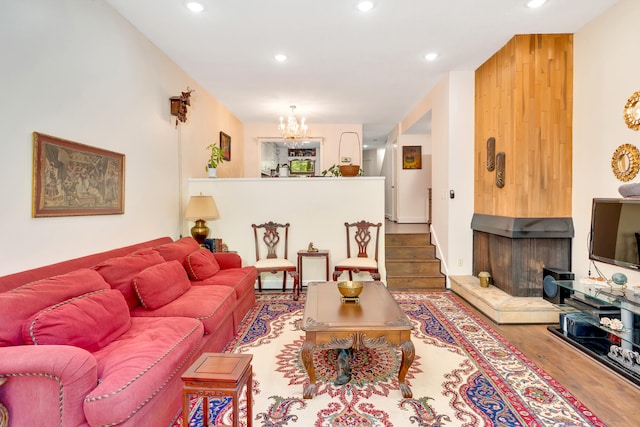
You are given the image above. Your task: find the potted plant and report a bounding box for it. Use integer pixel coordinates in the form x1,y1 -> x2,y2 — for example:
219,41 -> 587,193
205,143 -> 225,178
279,163 -> 289,177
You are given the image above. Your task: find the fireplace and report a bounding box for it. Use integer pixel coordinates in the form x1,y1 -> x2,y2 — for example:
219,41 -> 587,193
471,214 -> 574,297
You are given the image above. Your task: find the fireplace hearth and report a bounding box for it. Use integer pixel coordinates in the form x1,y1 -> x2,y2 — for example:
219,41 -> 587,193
471,214 -> 574,297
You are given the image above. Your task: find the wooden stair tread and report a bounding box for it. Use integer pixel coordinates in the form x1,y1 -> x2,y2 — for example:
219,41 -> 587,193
384,229 -> 445,290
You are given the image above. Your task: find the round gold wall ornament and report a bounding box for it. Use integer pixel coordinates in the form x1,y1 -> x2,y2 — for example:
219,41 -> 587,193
624,91 -> 640,131
611,143 -> 640,181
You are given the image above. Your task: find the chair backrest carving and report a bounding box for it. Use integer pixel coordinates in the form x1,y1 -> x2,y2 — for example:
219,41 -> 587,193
345,220 -> 381,260
252,221 -> 290,260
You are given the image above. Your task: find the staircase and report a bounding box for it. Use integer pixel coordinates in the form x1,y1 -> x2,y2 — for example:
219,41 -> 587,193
385,232 -> 446,289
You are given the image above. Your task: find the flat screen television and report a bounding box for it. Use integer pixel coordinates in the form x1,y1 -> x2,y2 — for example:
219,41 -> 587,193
589,198 -> 640,270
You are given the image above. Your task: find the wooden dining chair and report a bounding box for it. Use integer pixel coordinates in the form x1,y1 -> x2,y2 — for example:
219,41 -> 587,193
252,221 -> 300,299
333,220 -> 382,281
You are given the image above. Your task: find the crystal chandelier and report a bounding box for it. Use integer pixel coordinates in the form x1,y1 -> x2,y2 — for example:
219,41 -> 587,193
278,105 -> 308,147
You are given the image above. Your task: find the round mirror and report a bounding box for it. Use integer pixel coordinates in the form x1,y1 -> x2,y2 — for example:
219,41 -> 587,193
624,91 -> 640,131
611,143 -> 640,181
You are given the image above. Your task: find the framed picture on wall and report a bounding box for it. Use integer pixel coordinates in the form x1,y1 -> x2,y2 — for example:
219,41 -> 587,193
32,132 -> 125,217
220,131 -> 231,161
402,145 -> 422,169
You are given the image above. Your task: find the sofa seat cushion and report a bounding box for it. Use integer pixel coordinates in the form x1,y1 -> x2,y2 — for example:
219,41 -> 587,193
83,316 -> 203,427
192,266 -> 258,300
154,237 -> 200,264
23,289 -> 131,352
93,249 -> 166,311
131,285 -> 236,335
0,268 -> 110,347
134,260 -> 191,309
184,249 -> 221,280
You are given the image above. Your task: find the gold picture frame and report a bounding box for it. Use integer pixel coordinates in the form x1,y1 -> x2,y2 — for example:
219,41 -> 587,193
611,143 -> 640,182
402,145 -> 422,169
624,91 -> 640,131
32,132 -> 125,217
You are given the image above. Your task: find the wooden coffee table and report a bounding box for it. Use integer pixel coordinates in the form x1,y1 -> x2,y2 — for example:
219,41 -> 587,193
301,281 -> 415,399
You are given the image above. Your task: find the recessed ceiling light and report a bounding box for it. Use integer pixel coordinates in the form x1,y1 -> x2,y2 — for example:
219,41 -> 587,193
356,1 -> 375,13
425,52 -> 439,61
185,1 -> 205,13
275,54 -> 287,62
526,0 -> 547,8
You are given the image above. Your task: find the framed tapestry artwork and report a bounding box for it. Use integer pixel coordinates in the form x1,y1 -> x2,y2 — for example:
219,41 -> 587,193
32,132 -> 125,217
220,131 -> 231,161
402,145 -> 422,169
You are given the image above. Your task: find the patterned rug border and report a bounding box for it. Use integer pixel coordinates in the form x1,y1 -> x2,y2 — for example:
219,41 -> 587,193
405,291 -> 603,426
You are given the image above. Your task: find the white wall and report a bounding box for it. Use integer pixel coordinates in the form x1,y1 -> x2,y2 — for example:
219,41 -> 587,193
187,177 -> 386,287
363,148 -> 383,176
397,71 -> 475,282
573,0 -> 640,283
0,0 -> 239,275
396,134 -> 431,223
446,71 -> 475,277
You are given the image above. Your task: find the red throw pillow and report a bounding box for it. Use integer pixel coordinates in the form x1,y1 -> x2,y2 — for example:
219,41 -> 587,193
22,289 -> 131,352
133,261 -> 191,309
93,250 -> 165,310
184,249 -> 221,281
0,268 -> 111,347
154,237 -> 200,263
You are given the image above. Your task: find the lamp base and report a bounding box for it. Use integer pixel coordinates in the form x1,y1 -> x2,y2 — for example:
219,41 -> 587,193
190,219 -> 209,247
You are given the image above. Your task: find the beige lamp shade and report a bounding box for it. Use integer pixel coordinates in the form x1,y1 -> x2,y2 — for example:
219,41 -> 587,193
184,195 -> 220,246
184,195 -> 220,220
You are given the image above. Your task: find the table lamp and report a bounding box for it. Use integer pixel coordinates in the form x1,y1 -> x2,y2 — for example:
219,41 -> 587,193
184,194 -> 220,246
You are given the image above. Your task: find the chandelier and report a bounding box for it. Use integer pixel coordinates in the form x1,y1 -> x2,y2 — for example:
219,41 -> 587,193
278,105 -> 308,147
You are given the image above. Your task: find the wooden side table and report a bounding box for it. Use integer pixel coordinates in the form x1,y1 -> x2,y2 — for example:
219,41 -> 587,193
297,250 -> 330,285
182,353 -> 253,427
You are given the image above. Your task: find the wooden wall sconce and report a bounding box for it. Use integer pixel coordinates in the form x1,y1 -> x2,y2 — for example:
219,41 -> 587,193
486,137 -> 495,171
170,88 -> 194,127
496,152 -> 505,188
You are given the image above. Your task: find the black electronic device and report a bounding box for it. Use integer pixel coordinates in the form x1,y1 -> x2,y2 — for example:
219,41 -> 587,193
542,267 -> 574,304
589,198 -> 640,271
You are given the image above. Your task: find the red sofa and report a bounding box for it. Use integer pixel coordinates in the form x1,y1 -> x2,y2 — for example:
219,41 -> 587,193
0,236 -> 257,427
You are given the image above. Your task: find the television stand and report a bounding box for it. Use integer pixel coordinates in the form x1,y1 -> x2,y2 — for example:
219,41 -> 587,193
549,279 -> 640,387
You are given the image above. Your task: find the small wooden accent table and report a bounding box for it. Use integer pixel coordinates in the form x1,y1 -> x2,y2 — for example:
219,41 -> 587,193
301,281 -> 415,399
297,249 -> 330,284
182,353 -> 253,427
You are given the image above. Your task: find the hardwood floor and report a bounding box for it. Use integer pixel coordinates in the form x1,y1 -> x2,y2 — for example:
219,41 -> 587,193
458,296 -> 640,426
385,220 -> 640,425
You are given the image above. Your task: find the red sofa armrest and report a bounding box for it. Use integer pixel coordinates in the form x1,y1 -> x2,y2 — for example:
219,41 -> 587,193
0,345 -> 98,426
212,252 -> 242,269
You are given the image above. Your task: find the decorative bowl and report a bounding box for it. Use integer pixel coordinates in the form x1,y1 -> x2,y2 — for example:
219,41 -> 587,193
339,165 -> 360,177
337,281 -> 363,298
611,272 -> 628,286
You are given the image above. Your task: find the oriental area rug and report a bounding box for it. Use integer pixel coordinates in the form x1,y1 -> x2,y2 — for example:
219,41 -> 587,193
171,291 -> 605,427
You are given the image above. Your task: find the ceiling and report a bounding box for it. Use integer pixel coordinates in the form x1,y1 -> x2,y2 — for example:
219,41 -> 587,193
105,0 -> 619,148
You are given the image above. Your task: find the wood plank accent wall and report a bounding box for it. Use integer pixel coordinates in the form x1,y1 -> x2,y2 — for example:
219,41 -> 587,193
474,34 -> 573,218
